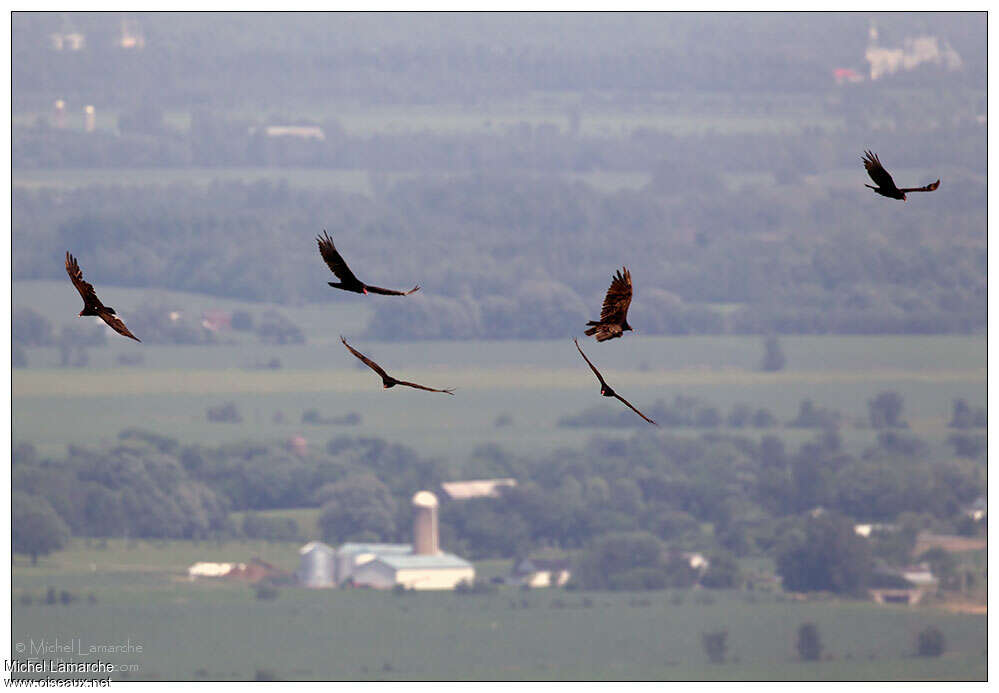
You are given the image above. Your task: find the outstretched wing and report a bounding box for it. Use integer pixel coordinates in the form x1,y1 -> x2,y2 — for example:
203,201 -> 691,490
340,336 -> 391,380
317,231 -> 361,285
900,179 -> 941,194
574,338 -> 609,389
613,393 -> 657,426
365,284 -> 421,296
98,310 -> 141,342
65,252 -> 104,310
862,150 -> 898,191
395,380 -> 455,395
598,268 -> 633,324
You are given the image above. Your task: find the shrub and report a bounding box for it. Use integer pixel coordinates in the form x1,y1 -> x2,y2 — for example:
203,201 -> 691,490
254,584 -> 279,601
702,630 -> 728,664
796,622 -> 822,661
207,402 -> 243,423
455,578 -> 498,595
916,626 -> 945,657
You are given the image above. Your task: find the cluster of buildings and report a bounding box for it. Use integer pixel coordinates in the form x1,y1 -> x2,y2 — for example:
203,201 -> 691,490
187,478 -> 580,593
298,491 -> 475,591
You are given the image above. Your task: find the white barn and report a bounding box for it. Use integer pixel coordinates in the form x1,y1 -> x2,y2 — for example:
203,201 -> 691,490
335,542 -> 412,585
350,553 -> 475,591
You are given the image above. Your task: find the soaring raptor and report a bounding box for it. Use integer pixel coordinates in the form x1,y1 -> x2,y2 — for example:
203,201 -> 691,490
317,231 -> 420,296
341,336 -> 454,395
862,150 -> 940,201
574,338 -> 655,425
584,267 -> 633,342
65,252 -> 141,342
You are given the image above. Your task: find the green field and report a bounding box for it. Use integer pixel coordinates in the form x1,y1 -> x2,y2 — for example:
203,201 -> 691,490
14,280 -> 985,462
11,539 -> 986,681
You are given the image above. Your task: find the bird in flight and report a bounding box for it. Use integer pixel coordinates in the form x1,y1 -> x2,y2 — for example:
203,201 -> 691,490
341,336 -> 454,395
574,339 -> 655,425
862,150 -> 940,201
317,230 -> 420,296
65,252 -> 141,342
585,267 -> 633,342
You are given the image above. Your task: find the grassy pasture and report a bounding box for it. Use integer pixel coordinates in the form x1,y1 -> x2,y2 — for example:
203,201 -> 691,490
13,167 -> 654,196
12,539 -> 986,681
14,282 -> 985,461
13,167 -> 379,194
13,279 -> 985,466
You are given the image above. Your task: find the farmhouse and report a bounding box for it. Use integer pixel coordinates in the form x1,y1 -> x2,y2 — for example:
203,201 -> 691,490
508,557 -> 572,588
439,478 -> 517,500
868,563 -> 939,605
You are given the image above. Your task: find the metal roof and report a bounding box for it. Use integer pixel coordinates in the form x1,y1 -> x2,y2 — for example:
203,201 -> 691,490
440,478 -> 517,500
372,553 -> 473,570
338,543 -> 412,556
299,541 -> 335,555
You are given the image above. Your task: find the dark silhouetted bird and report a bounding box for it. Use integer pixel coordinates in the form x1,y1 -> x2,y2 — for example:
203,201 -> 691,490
65,252 -> 141,342
341,336 -> 454,395
862,150 -> 940,201
317,230 -> 420,296
585,267 -> 633,342
574,338 -> 655,425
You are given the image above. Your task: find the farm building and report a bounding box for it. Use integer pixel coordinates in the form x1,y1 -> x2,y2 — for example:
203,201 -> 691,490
187,558 -> 285,583
439,478 -> 517,501
868,563 -> 939,605
298,541 -> 336,588
302,490 -> 475,590
335,542 -> 412,585
508,557 -> 572,588
350,553 -> 475,591
964,497 -> 986,522
188,561 -> 237,578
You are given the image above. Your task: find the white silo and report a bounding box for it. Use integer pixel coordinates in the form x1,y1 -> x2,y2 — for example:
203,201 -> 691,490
412,491 -> 440,556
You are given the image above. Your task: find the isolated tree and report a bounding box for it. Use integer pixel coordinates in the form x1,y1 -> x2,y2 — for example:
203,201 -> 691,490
760,335 -> 786,372
702,630 -> 728,664
949,399 -> 986,429
915,626 -> 945,657
796,622 -> 822,661
13,493 -> 70,565
868,391 -> 905,429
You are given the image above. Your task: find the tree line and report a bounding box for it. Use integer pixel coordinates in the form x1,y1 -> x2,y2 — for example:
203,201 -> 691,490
13,391 -> 985,594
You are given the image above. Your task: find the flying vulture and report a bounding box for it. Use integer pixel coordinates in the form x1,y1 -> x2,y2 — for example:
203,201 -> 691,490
585,267 -> 633,342
65,252 -> 141,342
317,230 -> 420,296
862,150 -> 940,201
341,336 -> 454,395
574,338 -> 655,425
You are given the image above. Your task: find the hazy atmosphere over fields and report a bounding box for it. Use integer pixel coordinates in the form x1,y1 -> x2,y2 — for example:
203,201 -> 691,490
11,12 -> 986,682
